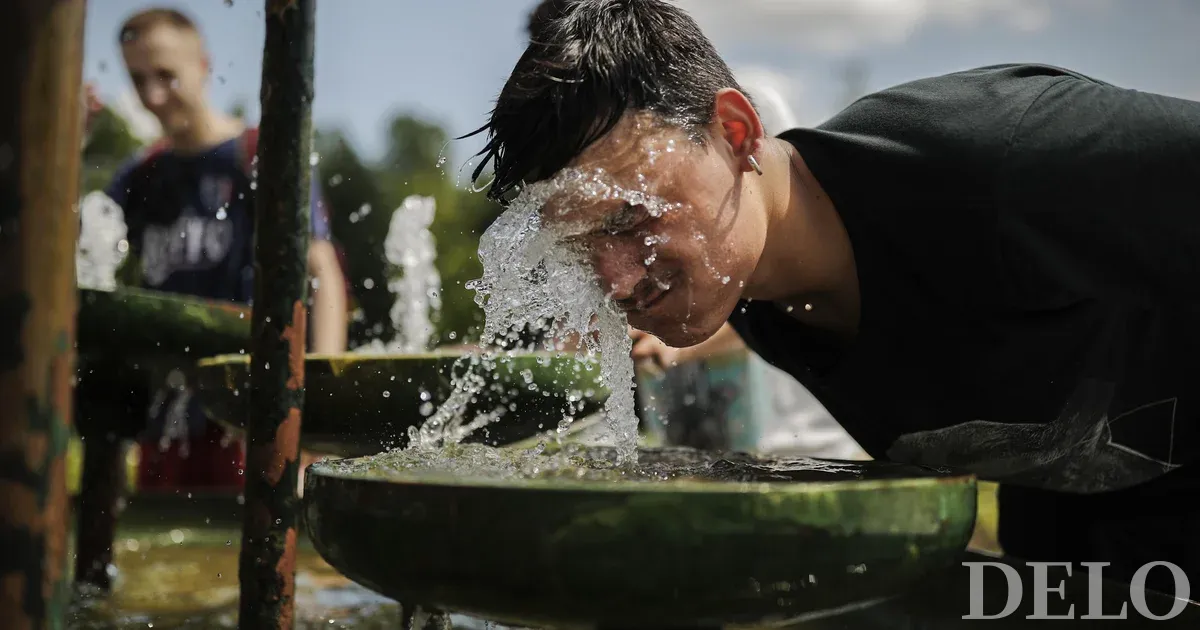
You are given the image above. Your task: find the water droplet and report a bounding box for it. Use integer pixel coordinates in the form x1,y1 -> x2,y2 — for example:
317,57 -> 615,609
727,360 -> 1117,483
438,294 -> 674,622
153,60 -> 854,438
382,390 -> 391,398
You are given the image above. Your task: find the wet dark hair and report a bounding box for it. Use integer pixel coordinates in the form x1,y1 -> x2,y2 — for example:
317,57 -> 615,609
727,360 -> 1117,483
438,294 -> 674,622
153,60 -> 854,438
466,0 -> 745,204
526,0 -> 568,38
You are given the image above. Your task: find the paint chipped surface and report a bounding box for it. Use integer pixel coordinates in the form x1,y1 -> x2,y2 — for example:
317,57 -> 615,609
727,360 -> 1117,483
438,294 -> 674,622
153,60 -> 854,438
280,300 -> 306,392
265,408 -> 302,486
274,528 -> 298,629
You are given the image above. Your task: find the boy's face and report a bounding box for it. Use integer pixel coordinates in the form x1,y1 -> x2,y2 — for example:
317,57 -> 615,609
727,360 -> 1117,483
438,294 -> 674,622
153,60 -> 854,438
121,23 -> 210,136
539,111 -> 768,348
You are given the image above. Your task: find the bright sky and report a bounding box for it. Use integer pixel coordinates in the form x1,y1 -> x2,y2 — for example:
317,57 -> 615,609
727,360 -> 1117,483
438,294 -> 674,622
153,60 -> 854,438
85,0 -> 1200,170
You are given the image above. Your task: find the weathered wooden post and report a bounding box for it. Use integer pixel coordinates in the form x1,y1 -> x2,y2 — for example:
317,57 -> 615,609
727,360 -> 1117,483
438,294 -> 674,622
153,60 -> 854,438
0,1 -> 88,628
237,0 -> 315,627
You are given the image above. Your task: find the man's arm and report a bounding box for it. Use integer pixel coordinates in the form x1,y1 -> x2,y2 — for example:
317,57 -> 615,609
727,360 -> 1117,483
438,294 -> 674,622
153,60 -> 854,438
308,240 -> 347,353
307,172 -> 348,353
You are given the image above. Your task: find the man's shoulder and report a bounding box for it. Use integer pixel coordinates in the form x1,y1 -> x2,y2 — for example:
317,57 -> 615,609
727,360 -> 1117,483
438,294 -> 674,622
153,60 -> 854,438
853,63 -> 1097,111
907,63 -> 1101,91
816,64 -> 1092,153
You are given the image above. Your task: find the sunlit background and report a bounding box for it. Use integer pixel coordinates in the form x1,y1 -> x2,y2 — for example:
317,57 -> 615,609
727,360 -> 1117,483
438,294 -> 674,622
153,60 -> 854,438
82,0 -> 1200,349
67,2 -> 1200,620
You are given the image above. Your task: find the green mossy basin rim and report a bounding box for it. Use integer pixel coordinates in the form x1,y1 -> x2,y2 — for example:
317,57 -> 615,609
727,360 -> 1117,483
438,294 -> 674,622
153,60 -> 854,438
309,446 -> 976,496
197,349 -> 602,369
81,285 -> 250,312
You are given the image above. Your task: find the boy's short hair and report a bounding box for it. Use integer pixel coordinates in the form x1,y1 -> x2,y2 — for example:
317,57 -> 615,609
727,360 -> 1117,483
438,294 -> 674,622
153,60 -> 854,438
468,0 -> 745,204
119,7 -> 200,44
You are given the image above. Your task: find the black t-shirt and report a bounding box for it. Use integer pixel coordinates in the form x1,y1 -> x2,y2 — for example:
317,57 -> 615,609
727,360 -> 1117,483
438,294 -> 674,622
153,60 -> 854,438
729,64 -> 1200,585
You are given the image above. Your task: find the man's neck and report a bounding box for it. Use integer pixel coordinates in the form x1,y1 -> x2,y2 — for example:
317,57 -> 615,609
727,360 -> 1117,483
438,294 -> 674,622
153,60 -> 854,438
167,108 -> 243,154
746,137 -> 861,337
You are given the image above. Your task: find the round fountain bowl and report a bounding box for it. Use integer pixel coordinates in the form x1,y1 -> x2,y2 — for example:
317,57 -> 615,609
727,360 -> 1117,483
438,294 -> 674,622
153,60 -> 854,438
75,287 -> 252,438
78,287 -> 251,358
303,446 -> 977,628
194,352 -> 610,455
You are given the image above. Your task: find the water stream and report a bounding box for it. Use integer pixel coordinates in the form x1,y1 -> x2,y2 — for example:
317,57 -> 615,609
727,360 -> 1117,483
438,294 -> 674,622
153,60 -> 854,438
76,191 -> 129,290
356,195 -> 443,354
399,165 -> 695,464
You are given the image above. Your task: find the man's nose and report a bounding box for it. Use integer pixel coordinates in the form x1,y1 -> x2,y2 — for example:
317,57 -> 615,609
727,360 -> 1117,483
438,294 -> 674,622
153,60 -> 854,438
141,83 -> 170,109
592,249 -> 645,302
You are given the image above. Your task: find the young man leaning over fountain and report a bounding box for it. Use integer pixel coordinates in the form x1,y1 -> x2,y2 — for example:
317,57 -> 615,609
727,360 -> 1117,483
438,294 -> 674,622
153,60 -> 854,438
89,8 -> 349,492
471,0 -> 1200,594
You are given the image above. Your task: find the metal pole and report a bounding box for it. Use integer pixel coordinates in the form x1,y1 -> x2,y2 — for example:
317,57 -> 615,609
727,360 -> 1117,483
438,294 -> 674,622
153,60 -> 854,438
238,0 -> 315,628
0,1 -> 87,628
73,432 -> 125,591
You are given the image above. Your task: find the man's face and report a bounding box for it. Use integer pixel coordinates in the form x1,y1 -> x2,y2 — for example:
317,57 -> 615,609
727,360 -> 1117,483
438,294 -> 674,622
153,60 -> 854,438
539,112 -> 768,348
121,23 -> 209,136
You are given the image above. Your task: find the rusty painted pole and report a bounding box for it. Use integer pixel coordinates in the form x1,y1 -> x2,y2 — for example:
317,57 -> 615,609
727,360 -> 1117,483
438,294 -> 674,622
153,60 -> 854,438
237,0 -> 315,628
0,1 -> 87,629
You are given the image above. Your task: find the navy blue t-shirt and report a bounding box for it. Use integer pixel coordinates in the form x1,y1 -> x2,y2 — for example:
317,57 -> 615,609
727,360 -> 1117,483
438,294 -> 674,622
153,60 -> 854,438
105,129 -> 331,304
105,130 -> 335,443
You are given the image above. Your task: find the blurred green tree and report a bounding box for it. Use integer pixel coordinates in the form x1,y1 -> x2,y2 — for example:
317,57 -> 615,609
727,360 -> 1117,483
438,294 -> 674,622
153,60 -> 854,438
316,113 -> 502,348
314,128 -> 397,347
81,105 -> 145,193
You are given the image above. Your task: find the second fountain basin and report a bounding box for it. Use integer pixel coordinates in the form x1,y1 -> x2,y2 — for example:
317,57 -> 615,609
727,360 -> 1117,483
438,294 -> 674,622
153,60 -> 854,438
194,351 -> 611,456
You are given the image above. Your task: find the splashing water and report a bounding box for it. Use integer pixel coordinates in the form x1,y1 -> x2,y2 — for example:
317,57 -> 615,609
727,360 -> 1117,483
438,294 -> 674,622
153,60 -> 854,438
328,442 -> 878,485
405,167 -> 680,464
356,195 -> 442,354
76,191 -> 130,290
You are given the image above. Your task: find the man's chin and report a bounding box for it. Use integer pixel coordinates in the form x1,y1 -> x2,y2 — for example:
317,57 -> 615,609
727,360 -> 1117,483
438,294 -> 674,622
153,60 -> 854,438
636,321 -> 711,349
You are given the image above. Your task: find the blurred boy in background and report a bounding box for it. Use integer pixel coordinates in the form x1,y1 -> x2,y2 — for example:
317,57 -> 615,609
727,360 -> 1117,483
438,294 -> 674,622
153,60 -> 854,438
88,8 -> 347,491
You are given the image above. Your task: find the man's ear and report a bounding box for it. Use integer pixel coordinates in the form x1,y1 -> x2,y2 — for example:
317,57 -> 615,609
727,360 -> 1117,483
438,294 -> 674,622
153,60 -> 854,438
714,88 -> 765,175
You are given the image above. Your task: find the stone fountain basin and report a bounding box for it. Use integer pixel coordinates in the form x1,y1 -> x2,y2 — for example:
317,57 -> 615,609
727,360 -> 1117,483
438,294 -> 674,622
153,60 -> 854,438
75,287 -> 252,438
303,446 -> 978,629
193,352 -> 611,456
77,286 -> 251,358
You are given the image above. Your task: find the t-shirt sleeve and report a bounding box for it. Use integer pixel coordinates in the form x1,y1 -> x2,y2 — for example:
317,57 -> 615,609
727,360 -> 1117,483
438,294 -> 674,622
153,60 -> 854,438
998,76 -> 1200,303
309,165 -> 331,241
100,156 -> 148,247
